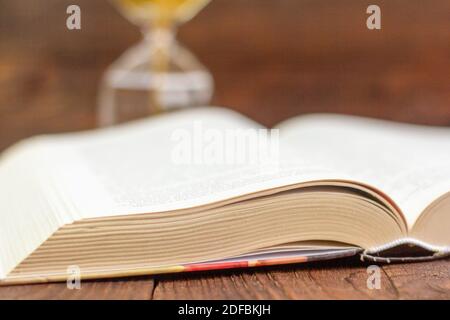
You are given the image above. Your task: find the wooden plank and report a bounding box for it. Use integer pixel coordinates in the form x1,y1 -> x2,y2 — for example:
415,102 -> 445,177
152,258 -> 450,299
1,259 -> 449,299
0,278 -> 155,300
381,259 -> 450,299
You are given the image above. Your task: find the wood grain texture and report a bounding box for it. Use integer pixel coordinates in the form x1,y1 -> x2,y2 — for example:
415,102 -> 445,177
0,277 -> 155,300
0,0 -> 449,299
151,258 -> 450,300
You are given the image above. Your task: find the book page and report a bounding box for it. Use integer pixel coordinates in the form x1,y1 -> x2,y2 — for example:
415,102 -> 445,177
277,114 -> 450,229
0,138 -> 83,277
20,107 -> 332,220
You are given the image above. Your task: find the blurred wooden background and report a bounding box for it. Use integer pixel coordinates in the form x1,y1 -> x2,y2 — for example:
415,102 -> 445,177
0,0 -> 449,299
1,0 -> 449,151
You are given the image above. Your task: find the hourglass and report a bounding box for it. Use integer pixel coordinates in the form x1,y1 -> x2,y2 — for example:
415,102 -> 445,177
98,0 -> 213,126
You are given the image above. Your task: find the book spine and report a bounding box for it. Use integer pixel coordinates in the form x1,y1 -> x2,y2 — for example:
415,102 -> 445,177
360,251 -> 450,263
361,238 -> 450,263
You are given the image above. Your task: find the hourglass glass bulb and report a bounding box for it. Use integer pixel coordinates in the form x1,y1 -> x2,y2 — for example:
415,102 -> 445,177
113,0 -> 212,28
98,0 -> 214,126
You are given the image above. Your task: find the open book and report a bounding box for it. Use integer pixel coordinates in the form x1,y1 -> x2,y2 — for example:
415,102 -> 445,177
1,107 -> 449,285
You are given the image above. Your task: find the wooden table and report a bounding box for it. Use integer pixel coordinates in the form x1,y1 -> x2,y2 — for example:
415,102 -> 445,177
0,0 -> 449,299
